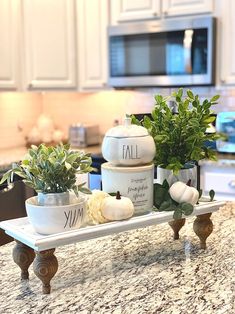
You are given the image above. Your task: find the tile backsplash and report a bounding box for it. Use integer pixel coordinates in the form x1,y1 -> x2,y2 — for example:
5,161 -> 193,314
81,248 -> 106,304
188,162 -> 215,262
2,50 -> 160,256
1,87 -> 235,149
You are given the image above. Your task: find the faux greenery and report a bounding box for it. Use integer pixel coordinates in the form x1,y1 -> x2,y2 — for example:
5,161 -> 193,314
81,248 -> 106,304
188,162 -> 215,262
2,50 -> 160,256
154,180 -> 194,219
0,143 -> 93,196
154,180 -> 215,219
131,88 -> 221,173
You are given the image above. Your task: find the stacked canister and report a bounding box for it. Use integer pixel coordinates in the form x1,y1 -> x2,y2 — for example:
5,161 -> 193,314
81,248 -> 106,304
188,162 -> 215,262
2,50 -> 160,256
101,117 -> 156,215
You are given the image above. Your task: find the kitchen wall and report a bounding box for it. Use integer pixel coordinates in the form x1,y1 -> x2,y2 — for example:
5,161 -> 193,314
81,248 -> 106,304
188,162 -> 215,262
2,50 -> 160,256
1,87 -> 235,149
41,91 -> 154,137
0,93 -> 42,149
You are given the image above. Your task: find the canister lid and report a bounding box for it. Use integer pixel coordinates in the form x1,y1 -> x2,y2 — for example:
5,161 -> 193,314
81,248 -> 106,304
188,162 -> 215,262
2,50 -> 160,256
105,117 -> 149,138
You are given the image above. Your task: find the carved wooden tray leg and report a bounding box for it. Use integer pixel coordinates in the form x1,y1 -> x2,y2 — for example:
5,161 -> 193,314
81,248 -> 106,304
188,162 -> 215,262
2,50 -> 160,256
193,213 -> 213,249
33,248 -> 58,294
12,240 -> 35,280
168,218 -> 186,240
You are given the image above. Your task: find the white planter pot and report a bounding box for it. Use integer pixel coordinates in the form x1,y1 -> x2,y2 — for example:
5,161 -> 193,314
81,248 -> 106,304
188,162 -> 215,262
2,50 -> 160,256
25,195 -> 86,235
156,165 -> 197,188
37,191 -> 70,206
101,162 -> 154,215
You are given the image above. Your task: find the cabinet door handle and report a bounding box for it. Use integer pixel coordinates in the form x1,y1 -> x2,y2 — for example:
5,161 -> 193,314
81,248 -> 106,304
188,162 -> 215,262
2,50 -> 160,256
228,180 -> 235,188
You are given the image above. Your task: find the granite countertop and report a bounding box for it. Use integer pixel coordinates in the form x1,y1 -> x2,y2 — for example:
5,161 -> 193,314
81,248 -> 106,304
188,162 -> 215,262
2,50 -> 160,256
0,203 -> 234,313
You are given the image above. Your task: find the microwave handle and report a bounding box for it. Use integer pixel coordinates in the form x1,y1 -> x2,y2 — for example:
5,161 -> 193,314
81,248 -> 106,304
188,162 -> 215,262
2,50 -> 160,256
184,30 -> 194,74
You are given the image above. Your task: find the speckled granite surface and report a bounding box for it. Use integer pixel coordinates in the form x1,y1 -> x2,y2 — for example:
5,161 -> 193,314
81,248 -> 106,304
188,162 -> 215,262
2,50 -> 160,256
0,203 -> 234,314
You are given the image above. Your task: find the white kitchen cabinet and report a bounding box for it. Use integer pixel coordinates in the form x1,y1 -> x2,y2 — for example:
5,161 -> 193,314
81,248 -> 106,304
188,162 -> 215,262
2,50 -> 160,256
22,0 -> 76,90
0,0 -> 21,90
110,0 -> 161,24
77,0 -> 109,90
162,0 -> 213,17
200,162 -> 235,201
110,0 -> 213,24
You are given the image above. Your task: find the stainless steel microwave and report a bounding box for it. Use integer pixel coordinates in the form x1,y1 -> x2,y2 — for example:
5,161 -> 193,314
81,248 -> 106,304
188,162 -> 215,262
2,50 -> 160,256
108,16 -> 216,88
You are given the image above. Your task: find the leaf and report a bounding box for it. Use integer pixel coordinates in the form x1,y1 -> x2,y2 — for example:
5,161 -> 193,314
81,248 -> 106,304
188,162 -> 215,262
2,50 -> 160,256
162,179 -> 170,190
154,94 -> 163,104
180,202 -> 194,216
177,88 -> 183,98
187,89 -> 194,99
0,169 -> 13,185
173,208 -> 182,220
210,95 -> 220,102
209,189 -> 215,201
153,183 -> 171,208
159,200 -> 174,211
108,192 -> 116,196
65,161 -> 72,170
131,115 -> 141,126
79,187 -> 92,194
202,116 -> 216,124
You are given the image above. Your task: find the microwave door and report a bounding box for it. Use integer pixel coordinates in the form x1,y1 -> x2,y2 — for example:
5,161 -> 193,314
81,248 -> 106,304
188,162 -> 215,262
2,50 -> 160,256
108,16 -> 215,87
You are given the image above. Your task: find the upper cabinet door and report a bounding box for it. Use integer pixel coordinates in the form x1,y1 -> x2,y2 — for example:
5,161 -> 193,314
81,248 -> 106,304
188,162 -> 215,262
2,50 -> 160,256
162,0 -> 213,17
77,0 -> 109,90
23,0 -> 76,90
0,0 -> 20,90
111,0 -> 161,24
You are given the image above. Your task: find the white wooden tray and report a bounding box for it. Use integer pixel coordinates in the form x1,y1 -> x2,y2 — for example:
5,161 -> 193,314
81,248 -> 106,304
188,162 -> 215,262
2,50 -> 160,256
0,200 -> 225,251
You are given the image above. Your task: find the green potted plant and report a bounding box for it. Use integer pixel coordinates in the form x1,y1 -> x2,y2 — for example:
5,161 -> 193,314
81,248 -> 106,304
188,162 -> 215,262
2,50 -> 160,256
131,88 -> 220,188
0,143 -> 93,234
131,88 -> 219,219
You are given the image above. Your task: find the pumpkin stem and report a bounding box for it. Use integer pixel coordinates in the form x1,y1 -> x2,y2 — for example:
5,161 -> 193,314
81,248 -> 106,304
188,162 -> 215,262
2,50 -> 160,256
186,179 -> 191,186
116,191 -> 121,200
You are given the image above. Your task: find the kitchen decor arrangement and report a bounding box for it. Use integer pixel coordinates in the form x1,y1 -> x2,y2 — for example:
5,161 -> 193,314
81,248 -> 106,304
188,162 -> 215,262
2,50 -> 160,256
0,143 -> 93,235
0,90 -> 226,295
101,116 -> 156,215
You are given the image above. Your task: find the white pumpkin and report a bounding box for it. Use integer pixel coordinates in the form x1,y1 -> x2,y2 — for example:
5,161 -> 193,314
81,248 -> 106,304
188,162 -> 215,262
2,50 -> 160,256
102,117 -> 156,166
169,181 -> 199,206
101,191 -> 134,221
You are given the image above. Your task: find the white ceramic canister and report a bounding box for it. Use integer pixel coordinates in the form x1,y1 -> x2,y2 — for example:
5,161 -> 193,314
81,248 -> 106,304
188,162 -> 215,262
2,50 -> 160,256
101,162 -> 154,215
102,117 -> 156,166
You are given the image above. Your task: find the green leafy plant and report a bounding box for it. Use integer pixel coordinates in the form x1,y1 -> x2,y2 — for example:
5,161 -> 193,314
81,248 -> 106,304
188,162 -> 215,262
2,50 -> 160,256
132,88 -> 221,173
0,143 -> 93,196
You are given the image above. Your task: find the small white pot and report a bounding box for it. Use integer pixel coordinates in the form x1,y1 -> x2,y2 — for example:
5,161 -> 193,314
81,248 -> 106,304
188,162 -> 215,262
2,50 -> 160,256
37,191 -> 70,206
156,165 -> 197,188
25,195 -> 86,235
101,162 -> 154,215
